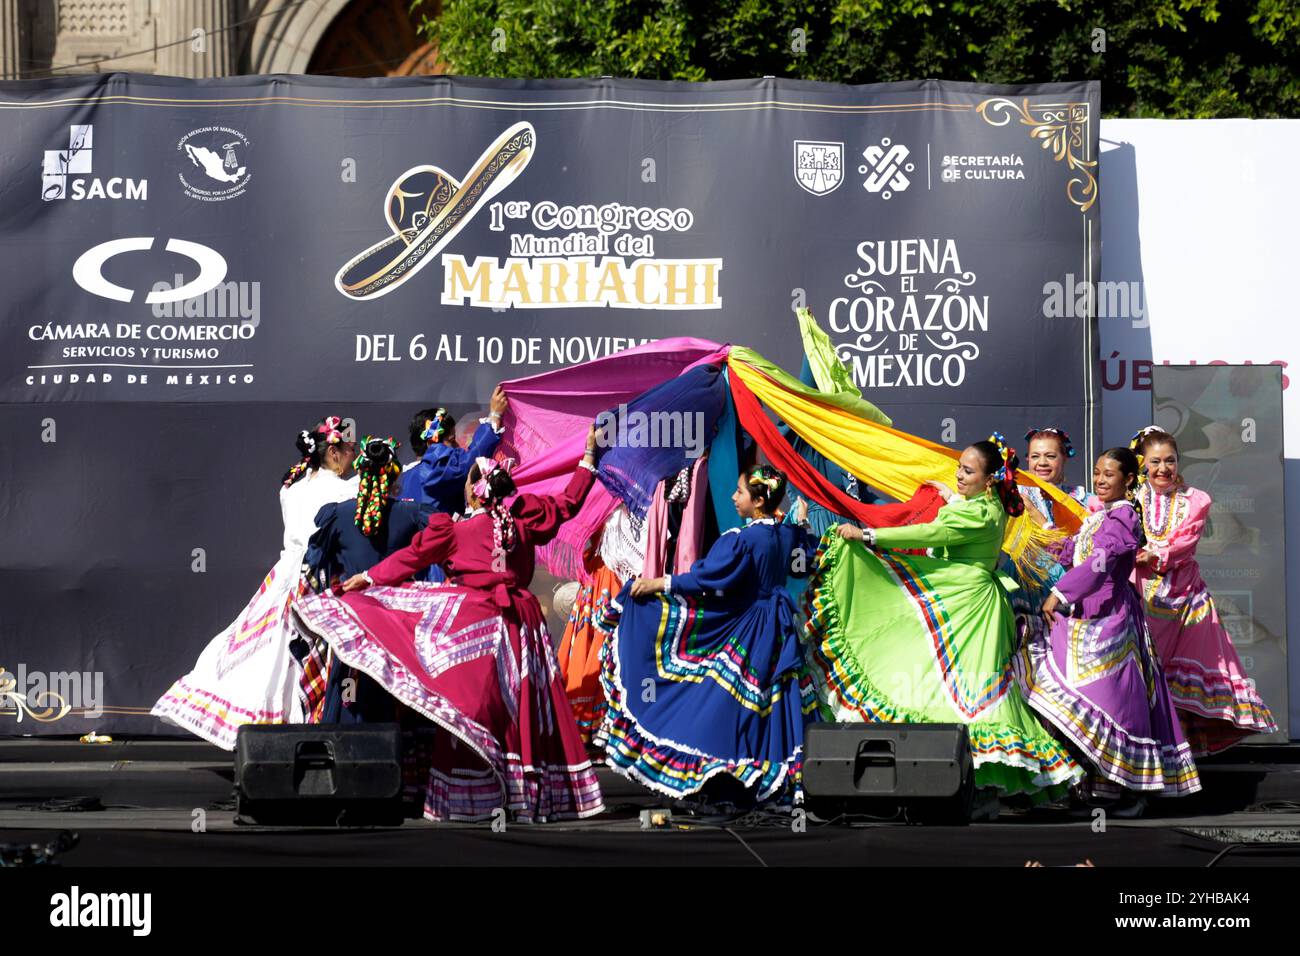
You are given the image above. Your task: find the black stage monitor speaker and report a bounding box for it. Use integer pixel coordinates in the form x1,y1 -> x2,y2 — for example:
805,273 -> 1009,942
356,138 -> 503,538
803,722 -> 975,824
234,724 -> 404,826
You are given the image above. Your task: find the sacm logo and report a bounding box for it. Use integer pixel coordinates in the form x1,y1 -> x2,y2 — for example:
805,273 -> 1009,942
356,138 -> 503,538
42,125 -> 148,202
73,238 -> 228,304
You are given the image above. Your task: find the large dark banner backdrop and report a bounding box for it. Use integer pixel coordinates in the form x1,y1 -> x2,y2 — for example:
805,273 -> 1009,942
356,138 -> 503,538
0,75 -> 1100,734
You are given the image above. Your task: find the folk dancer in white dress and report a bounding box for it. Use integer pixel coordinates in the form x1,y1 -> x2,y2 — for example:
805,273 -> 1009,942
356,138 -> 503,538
152,417 -> 358,749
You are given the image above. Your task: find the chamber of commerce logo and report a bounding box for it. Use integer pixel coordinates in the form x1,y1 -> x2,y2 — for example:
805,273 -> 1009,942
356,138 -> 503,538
335,121 -> 535,301
72,237 -> 228,304
793,141 -> 844,195
178,126 -> 251,201
41,125 -> 148,201
859,137 -> 913,199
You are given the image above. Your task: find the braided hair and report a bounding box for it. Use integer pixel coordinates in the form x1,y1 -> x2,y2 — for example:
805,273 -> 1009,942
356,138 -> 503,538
354,436 -> 402,536
970,433 -> 1025,516
1102,445 -> 1147,548
469,458 -> 518,555
743,465 -> 788,514
283,415 -> 346,488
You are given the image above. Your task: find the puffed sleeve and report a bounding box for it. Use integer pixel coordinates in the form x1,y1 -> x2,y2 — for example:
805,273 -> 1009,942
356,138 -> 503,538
1147,489 -> 1209,573
667,530 -> 751,597
368,512 -> 456,586
1053,507 -> 1140,606
871,497 -> 992,550
1054,533 -> 1079,571
512,463 -> 597,545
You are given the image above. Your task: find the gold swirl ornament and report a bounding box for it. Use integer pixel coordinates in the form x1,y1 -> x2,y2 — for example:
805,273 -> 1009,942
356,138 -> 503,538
0,667 -> 71,723
976,97 -> 1097,213
335,121 -> 536,301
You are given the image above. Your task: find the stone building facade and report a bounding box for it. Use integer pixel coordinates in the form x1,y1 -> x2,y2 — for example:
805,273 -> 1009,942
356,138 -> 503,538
3,0 -> 443,80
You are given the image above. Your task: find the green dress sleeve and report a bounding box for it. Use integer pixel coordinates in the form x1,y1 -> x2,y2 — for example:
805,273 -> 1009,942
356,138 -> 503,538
871,496 -> 991,550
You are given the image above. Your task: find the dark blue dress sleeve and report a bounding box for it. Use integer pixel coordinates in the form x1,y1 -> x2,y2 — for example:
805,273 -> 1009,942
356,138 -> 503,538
418,423 -> 501,509
786,524 -> 820,579
305,502 -> 342,585
465,421 -> 503,460
668,531 -> 751,597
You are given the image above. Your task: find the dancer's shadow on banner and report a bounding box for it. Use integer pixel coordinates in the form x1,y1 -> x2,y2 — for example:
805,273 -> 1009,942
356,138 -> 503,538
1098,138 -> 1154,448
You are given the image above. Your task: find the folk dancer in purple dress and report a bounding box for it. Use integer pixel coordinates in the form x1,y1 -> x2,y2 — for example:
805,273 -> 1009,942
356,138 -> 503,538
1025,447 -> 1202,816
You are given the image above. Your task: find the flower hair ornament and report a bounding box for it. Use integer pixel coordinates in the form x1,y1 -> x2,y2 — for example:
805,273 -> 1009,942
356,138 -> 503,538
355,436 -> 402,536
1129,425 -> 1163,448
472,456 -> 516,501
420,409 -> 449,444
1024,426 -> 1075,458
986,431 -> 1025,516
987,431 -> 1015,483
283,415 -> 347,488
749,466 -> 782,494
317,415 -> 346,446
1129,426 -> 1162,485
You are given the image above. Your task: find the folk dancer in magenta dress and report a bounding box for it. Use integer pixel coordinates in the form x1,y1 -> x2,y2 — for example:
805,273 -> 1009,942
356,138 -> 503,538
807,436 -> 1083,801
597,466 -> 821,805
1028,447 -> 1202,812
292,428 -> 606,823
153,417 -> 358,749
1131,427 -> 1277,755
1001,427 -> 1090,641
301,436 -> 432,725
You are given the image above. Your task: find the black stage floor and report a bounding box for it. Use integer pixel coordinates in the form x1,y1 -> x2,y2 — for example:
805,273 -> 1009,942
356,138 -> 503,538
2,738 -> 1299,866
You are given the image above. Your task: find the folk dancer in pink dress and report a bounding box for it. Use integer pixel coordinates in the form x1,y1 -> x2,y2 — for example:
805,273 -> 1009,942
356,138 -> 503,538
1130,427 -> 1278,755
291,424 -> 606,823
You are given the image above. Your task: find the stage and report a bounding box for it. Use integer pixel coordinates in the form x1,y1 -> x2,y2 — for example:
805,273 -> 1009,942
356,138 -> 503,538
2,739 -> 1298,867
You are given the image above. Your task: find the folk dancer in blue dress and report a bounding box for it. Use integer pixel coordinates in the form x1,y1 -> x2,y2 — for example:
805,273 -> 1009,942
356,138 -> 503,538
597,465 -> 820,807
395,387 -> 508,513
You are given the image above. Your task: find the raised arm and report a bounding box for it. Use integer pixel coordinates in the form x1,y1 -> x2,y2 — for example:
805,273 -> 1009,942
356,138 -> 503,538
513,461 -> 597,545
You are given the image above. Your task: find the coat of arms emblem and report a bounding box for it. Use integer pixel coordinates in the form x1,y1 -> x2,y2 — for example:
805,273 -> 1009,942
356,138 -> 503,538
794,140 -> 844,196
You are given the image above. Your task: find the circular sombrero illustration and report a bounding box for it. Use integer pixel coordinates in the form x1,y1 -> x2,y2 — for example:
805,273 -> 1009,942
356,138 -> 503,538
335,121 -> 536,301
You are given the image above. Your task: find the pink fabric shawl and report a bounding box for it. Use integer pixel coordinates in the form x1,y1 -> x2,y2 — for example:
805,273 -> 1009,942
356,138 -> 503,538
500,337 -> 728,581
